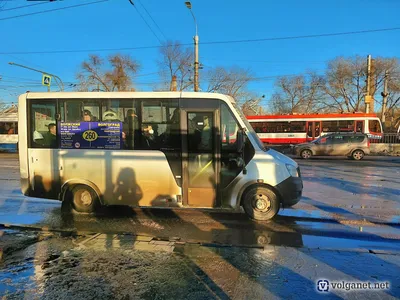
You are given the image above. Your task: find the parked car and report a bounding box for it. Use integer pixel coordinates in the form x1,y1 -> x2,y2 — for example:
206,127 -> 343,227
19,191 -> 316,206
293,133 -> 370,160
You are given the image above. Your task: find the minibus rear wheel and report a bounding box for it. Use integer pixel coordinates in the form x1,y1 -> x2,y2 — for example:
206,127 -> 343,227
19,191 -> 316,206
69,184 -> 99,213
242,185 -> 280,221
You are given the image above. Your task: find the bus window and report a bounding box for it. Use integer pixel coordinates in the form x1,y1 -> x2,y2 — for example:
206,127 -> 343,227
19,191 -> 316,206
369,120 -> 382,133
29,101 -> 57,148
355,121 -> 363,132
0,122 -> 18,134
141,99 -> 180,150
289,121 -> 306,132
338,120 -> 354,132
322,120 -> 354,132
101,99 -> 126,122
62,100 -> 100,122
259,121 -> 307,133
307,123 -> 313,138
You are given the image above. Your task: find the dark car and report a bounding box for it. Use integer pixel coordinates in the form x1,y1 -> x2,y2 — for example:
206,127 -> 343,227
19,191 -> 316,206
294,133 -> 370,160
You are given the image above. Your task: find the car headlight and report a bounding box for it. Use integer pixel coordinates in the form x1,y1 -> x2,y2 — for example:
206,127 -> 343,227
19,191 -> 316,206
286,164 -> 299,177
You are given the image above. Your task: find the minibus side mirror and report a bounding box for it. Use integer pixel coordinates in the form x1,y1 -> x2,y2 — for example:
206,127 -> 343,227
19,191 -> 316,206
236,128 -> 247,175
236,129 -> 245,153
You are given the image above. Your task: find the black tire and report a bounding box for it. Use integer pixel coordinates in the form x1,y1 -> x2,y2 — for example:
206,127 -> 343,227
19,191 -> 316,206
352,149 -> 364,161
300,149 -> 312,159
69,185 -> 99,213
242,186 -> 280,221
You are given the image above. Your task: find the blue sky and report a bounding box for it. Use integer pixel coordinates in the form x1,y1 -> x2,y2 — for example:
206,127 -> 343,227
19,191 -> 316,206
1,0 -> 400,108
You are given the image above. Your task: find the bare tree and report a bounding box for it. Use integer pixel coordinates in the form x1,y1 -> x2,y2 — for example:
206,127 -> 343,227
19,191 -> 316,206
76,54 -> 140,92
206,67 -> 253,100
380,75 -> 400,129
205,66 -> 262,114
157,41 -> 193,91
322,56 -> 399,113
270,73 -> 325,114
386,78 -> 400,113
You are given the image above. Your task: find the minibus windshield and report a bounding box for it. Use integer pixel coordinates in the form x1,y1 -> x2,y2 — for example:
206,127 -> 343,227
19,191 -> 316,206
231,102 -> 267,151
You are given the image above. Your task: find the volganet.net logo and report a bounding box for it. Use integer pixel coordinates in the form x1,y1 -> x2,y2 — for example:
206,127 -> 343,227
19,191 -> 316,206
316,279 -> 390,293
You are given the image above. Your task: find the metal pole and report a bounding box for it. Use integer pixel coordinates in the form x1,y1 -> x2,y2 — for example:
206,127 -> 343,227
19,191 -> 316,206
381,70 -> 389,130
366,55 -> 372,113
194,34 -> 199,92
186,5 -> 199,92
8,62 -> 64,91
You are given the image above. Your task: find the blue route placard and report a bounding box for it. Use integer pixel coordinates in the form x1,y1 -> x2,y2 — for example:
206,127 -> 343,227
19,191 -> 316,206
59,122 -> 122,149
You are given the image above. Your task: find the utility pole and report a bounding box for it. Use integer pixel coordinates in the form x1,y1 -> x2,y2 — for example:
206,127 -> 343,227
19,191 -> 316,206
381,70 -> 389,130
365,55 -> 372,113
194,34 -> 199,92
365,55 -> 376,113
185,2 -> 199,92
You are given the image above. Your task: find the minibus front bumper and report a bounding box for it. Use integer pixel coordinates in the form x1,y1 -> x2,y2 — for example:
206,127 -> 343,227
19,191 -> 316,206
276,171 -> 303,207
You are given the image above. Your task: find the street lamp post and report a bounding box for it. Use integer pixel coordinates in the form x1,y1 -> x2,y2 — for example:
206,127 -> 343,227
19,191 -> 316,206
8,62 -> 64,92
185,1 -> 199,92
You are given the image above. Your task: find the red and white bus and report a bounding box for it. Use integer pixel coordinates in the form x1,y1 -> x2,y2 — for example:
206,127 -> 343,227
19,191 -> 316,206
247,113 -> 383,144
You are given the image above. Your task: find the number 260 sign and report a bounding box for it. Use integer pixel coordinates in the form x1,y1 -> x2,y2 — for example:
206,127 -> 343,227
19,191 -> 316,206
83,130 -> 98,141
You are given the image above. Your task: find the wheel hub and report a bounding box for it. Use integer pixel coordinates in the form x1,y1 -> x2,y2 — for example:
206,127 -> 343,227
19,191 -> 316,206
254,194 -> 271,211
80,190 -> 93,206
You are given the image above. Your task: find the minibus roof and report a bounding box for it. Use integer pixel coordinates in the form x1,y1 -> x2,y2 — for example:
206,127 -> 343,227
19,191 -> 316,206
23,91 -> 235,103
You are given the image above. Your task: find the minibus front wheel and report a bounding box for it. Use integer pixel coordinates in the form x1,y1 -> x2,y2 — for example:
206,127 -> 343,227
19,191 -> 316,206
69,184 -> 100,213
242,185 -> 280,221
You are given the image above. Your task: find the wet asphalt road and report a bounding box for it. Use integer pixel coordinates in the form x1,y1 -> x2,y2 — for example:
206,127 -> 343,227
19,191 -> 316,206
0,154 -> 400,299
0,153 -> 399,248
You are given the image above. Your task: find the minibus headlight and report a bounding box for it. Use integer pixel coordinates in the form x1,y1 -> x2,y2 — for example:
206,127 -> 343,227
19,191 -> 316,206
286,164 -> 299,177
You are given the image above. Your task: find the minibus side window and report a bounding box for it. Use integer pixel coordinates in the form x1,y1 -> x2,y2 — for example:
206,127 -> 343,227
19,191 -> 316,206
61,100 -> 100,122
29,100 -> 57,148
140,99 -> 180,150
100,99 -> 139,150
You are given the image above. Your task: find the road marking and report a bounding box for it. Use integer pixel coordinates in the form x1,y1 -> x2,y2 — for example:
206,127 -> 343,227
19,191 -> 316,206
17,199 -> 28,215
77,233 -> 102,248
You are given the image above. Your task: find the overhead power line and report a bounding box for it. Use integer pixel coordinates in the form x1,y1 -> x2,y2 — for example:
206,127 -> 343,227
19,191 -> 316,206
136,0 -> 167,40
0,1 -> 49,12
201,27 -> 400,45
1,25 -> 400,55
128,0 -> 163,44
0,75 -> 42,82
0,0 -> 109,22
